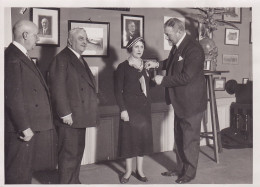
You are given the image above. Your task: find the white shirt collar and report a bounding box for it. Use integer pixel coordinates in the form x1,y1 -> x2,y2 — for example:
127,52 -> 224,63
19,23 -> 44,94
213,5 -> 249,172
68,47 -> 81,59
13,41 -> 28,55
176,32 -> 186,48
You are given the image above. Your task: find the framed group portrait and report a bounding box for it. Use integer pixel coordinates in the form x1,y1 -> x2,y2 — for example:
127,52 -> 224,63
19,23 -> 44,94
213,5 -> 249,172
121,14 -> 144,48
68,20 -> 110,57
31,8 -> 60,46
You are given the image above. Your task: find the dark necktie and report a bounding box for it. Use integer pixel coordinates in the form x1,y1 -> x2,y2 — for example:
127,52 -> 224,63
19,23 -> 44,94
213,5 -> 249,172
79,56 -> 86,67
172,45 -> 177,55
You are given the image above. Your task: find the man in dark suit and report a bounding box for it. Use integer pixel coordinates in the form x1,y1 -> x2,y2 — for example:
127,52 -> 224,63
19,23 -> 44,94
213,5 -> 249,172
5,20 -> 53,184
39,18 -> 51,36
48,28 -> 98,184
146,18 -> 207,183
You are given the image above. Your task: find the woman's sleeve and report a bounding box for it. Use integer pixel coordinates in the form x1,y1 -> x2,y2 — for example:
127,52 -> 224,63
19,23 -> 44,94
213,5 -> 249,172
114,64 -> 126,111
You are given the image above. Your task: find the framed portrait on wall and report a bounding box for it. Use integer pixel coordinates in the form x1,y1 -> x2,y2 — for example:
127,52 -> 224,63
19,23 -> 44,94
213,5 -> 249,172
164,16 -> 185,50
223,8 -> 241,23
31,8 -> 60,46
214,77 -> 226,91
225,28 -> 240,46
198,22 -> 212,41
250,22 -> 252,44
121,14 -> 144,48
68,20 -> 110,57
222,54 -> 239,65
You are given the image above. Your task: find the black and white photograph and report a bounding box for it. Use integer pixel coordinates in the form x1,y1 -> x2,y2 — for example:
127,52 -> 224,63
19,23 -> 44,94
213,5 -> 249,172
1,1 -> 257,186
223,8 -> 242,23
69,20 -> 110,57
225,28 -> 240,45
31,8 -> 60,46
121,14 -> 144,48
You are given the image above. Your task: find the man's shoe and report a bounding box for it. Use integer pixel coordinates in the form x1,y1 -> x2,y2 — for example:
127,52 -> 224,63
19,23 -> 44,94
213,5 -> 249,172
161,170 -> 179,177
175,175 -> 194,184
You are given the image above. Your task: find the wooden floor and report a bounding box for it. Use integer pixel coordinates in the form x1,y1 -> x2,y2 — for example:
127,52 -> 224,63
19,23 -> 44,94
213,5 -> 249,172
32,146 -> 253,184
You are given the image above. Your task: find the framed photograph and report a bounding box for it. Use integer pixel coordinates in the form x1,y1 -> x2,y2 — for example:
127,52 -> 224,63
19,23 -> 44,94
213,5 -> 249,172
31,8 -> 60,46
223,8 -> 241,23
214,77 -> 226,91
164,16 -> 185,50
250,22 -> 252,44
31,57 -> 38,66
198,23 -> 212,41
121,14 -> 144,48
68,20 -> 110,57
222,54 -> 239,65
242,78 -> 249,84
204,60 -> 211,70
225,28 -> 240,46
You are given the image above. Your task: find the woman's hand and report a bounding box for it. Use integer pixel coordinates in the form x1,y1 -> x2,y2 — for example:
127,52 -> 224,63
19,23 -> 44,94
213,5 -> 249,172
121,110 -> 129,122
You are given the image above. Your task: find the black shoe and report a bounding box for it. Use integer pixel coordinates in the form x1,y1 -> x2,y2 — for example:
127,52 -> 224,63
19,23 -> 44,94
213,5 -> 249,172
161,170 -> 179,177
175,175 -> 194,184
135,170 -> 148,182
120,173 -> 131,184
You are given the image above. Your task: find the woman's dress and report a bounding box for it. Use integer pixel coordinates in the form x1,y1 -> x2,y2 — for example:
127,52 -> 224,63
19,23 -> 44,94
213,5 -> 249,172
114,60 -> 154,158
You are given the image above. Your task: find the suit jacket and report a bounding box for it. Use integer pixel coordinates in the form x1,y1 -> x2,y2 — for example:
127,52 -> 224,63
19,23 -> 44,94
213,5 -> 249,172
48,47 -> 98,128
161,35 -> 207,118
39,27 -> 51,35
5,43 -> 53,133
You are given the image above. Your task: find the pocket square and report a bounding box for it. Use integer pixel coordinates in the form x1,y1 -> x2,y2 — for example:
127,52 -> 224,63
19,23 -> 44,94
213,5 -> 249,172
178,56 -> 183,61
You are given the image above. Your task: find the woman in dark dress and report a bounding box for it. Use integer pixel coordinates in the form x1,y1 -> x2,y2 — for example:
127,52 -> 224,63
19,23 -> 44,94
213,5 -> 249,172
114,37 -> 157,184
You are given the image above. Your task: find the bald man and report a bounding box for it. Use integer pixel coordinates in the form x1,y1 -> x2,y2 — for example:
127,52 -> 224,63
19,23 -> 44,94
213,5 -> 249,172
5,20 -> 53,184
48,28 -> 98,184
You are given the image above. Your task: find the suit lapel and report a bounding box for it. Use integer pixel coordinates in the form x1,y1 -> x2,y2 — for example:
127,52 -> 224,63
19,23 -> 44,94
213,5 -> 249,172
10,44 -> 49,91
65,48 -> 96,89
166,35 -> 189,74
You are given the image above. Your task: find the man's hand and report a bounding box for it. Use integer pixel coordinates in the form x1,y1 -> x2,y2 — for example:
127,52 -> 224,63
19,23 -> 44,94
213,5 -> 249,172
144,60 -> 159,70
61,114 -> 73,126
121,110 -> 129,122
152,75 -> 164,85
20,128 -> 34,142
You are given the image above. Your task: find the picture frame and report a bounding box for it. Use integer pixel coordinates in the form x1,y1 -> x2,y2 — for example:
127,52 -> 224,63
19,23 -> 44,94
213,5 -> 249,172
204,60 -> 211,70
121,14 -> 144,48
198,23 -> 213,41
250,22 -> 252,44
68,20 -> 110,57
31,57 -> 38,66
242,78 -> 249,84
223,8 -> 241,23
222,54 -> 239,65
31,8 -> 60,46
214,77 -> 226,91
164,16 -> 185,50
225,28 -> 240,46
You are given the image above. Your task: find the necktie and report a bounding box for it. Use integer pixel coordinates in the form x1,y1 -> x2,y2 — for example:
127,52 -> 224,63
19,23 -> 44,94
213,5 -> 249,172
79,56 -> 85,67
172,45 -> 177,55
